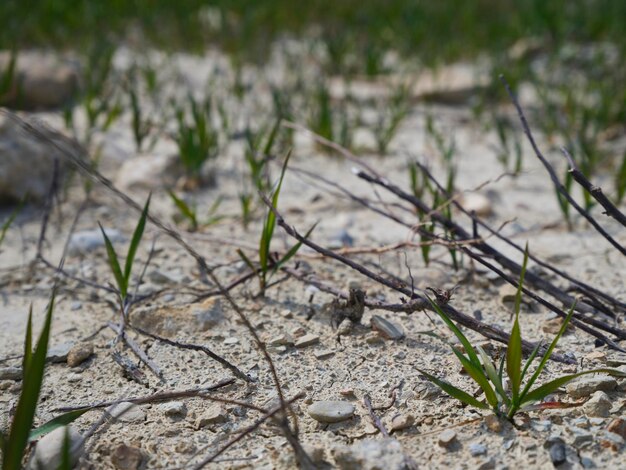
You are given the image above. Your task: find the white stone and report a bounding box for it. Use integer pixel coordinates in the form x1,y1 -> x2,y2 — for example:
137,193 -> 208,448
107,402 -> 146,423
307,401 -> 354,423
583,391 -> 612,418
31,425 -> 83,470
566,376 -> 617,398
68,228 -> 123,255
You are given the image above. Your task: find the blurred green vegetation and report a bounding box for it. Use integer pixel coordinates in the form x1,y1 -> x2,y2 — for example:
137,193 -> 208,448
2,0 -> 626,68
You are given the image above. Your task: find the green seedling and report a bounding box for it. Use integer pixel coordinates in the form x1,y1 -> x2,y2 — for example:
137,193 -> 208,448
99,195 -> 150,315
493,114 -> 523,175
0,48 -> 17,101
168,190 -> 223,231
244,118 -> 281,196
238,152 -> 315,295
128,80 -> 151,152
310,82 -> 334,143
419,245 -> 626,420
1,294 -> 55,469
616,151 -> 626,205
373,84 -> 411,155
239,192 -> 253,229
0,200 -> 22,249
175,94 -> 220,179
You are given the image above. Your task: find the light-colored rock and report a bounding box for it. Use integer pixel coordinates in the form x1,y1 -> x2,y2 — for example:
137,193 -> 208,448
195,406 -> 228,428
31,425 -> 83,470
390,414 -> 414,432
66,343 -> 94,367
458,192 -> 492,217
0,51 -> 79,109
68,228 -> 123,255
566,376 -> 617,398
370,315 -> 404,340
484,414 -> 502,432
115,153 -> 180,191
107,402 -> 146,423
295,334 -> 320,348
158,401 -> 187,418
308,401 -> 355,423
607,418 -> 626,439
46,342 -> 74,363
469,442 -> 487,456
268,333 -> 293,346
0,114 -> 71,202
132,298 -> 224,337
583,391 -> 612,418
314,349 -> 335,360
111,443 -> 143,470
0,366 -> 22,380
332,438 -> 416,470
542,317 -> 574,335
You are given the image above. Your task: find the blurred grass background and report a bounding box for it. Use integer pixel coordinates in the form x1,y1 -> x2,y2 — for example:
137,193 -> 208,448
2,0 -> 626,68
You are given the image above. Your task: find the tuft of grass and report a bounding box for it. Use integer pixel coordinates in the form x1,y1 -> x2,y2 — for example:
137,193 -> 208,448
418,244 -> 626,420
174,94 -> 220,180
0,200 -> 23,249
1,294 -> 54,470
372,84 -> 411,155
168,190 -> 223,231
492,113 -> 523,175
238,151 -> 315,295
127,78 -> 152,152
99,195 -> 150,311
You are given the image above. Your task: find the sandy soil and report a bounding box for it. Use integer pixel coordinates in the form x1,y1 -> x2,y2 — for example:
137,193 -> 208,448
1,49 -> 625,469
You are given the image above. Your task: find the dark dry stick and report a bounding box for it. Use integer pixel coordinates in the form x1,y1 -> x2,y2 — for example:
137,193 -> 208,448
130,324 -> 251,382
363,394 -> 389,437
500,76 -> 625,256
107,322 -> 163,379
561,147 -> 626,228
189,392 -> 306,470
54,378 -> 235,412
262,195 -> 572,363
414,160 -> 626,314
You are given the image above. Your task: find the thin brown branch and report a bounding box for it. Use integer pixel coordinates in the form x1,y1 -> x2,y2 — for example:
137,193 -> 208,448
363,394 -> 389,437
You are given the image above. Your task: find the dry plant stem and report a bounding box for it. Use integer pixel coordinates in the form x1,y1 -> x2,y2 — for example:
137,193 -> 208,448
36,158 -> 60,257
130,324 -> 251,382
500,77 -> 626,256
7,112 -> 311,467
107,321 -> 163,378
356,170 -> 626,335
263,196 -> 572,363
561,147 -> 626,228
460,247 -> 626,352
415,161 -> 626,314
189,392 -> 306,470
363,394 -> 389,437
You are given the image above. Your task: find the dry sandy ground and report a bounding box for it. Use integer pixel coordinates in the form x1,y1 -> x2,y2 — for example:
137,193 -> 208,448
1,50 -> 625,469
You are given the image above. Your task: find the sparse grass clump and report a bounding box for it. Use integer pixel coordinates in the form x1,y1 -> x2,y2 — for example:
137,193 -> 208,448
419,246 -> 626,420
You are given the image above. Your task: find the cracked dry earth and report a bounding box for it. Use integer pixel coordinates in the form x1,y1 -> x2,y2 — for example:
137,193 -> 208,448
1,52 -> 626,470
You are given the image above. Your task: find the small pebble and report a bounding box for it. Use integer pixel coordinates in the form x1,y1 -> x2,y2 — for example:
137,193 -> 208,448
607,418 -> 626,439
583,391 -> 612,417
66,343 -> 94,367
370,315 -> 405,340
307,400 -> 355,423
295,334 -> 320,348
290,326 -> 306,338
314,349 -> 335,360
159,401 -> 187,417
223,337 -> 239,345
438,429 -> 457,448
458,192 -> 492,216
566,376 -> 617,398
0,366 -> 22,380
33,426 -> 83,469
545,437 -> 566,466
111,443 -> 143,470
269,334 -> 293,346
196,406 -> 228,428
469,443 -> 487,456
107,402 -> 146,423
484,414 -> 502,432
390,414 -> 414,431
46,342 -> 74,363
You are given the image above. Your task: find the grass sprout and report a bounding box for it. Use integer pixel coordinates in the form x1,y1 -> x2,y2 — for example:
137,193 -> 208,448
1,294 -> 55,469
168,190 -> 223,231
238,152 -> 315,295
418,244 -> 626,420
99,195 -> 150,311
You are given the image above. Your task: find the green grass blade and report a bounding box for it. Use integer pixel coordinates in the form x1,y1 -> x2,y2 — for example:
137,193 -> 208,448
272,222 -> 317,276
57,428 -> 72,470
0,199 -> 23,247
168,190 -> 197,229
507,243 -> 529,401
99,222 -> 126,298
451,347 -> 499,409
521,369 -> 626,405
519,302 -> 576,401
124,194 -> 151,285
22,304 -> 33,373
520,340 -> 543,383
262,117 -> 281,156
506,319 -> 522,402
29,408 -> 91,441
417,369 -> 490,410
427,296 -> 481,368
260,150 -> 291,271
477,345 -> 509,406
2,293 -> 55,470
